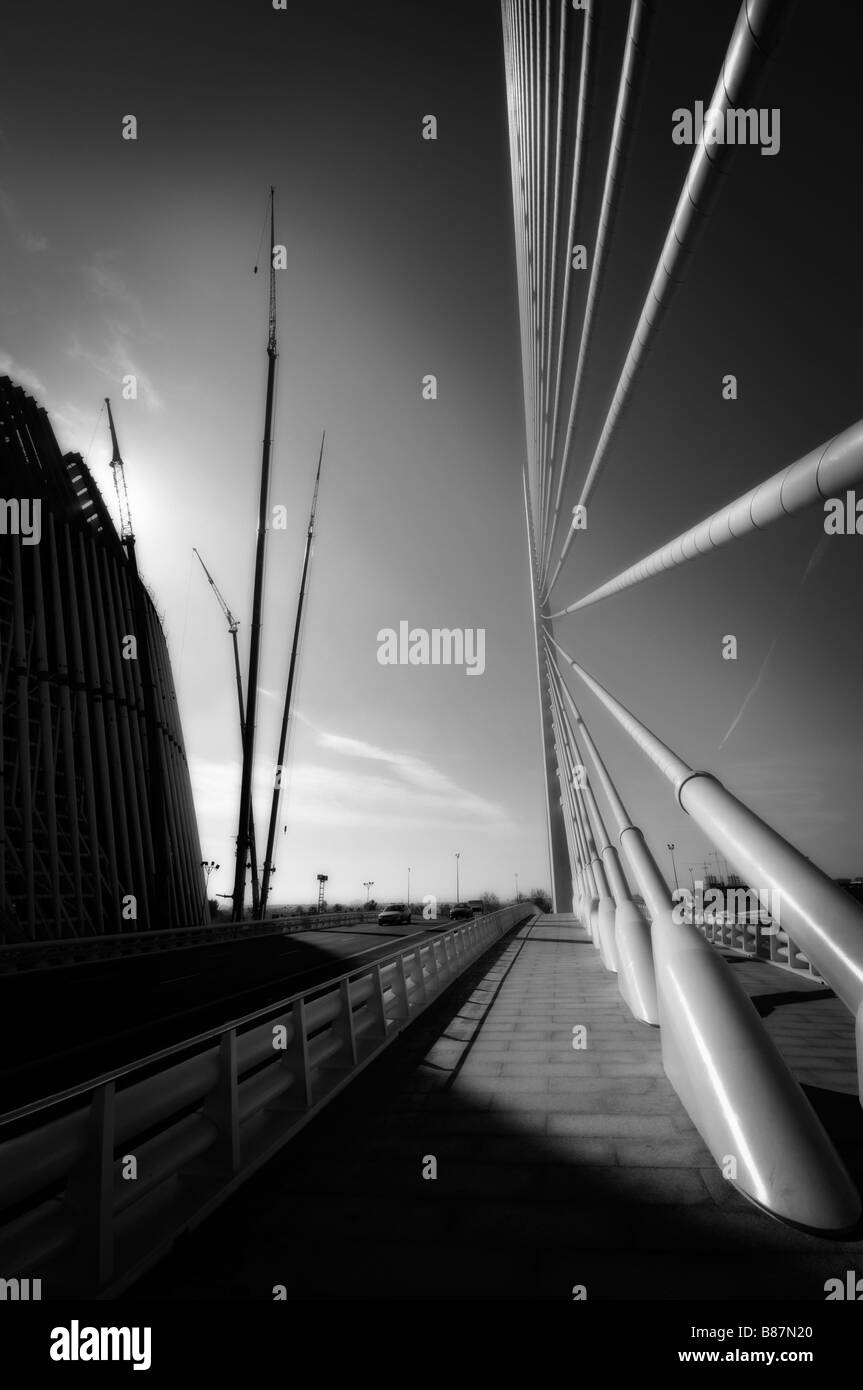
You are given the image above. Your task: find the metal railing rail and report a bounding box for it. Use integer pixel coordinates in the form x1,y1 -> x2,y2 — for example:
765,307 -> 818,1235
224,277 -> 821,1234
0,903 -> 535,1297
0,910 -> 377,974
696,909 -> 822,981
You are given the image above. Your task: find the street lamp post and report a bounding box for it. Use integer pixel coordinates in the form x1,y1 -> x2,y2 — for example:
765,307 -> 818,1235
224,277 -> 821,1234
455,852 -> 460,904
407,866 -> 411,917
666,843 -> 679,892
514,872 -> 520,902
201,861 -> 219,924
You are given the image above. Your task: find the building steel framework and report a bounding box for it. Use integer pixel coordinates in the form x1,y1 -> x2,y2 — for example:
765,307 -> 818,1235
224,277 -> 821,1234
0,376 -> 206,942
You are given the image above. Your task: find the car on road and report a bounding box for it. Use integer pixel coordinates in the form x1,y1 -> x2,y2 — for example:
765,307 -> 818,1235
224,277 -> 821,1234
448,904 -> 472,921
467,899 -> 484,916
378,903 -> 411,926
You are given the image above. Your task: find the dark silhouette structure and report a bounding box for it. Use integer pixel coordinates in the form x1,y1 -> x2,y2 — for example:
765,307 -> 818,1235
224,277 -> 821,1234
0,375 -> 205,941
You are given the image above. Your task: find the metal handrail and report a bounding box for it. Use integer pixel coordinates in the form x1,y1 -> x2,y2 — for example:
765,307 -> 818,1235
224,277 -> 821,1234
0,909 -> 375,973
0,904 -> 535,1296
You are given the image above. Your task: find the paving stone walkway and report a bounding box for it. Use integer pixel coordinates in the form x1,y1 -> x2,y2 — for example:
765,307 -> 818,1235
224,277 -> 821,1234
130,915 -> 863,1301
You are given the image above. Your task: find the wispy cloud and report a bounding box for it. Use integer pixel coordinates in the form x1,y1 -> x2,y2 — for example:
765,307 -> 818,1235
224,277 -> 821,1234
66,333 -> 164,412
0,186 -> 48,253
313,725 -> 510,826
20,230 -> 48,253
718,534 -> 829,750
190,720 -> 511,835
81,260 -> 151,332
719,746 -> 863,843
67,255 -> 164,410
0,351 -> 46,396
49,399 -> 104,457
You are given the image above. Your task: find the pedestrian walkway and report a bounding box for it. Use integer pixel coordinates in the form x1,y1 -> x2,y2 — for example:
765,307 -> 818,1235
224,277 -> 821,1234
130,915 -> 863,1301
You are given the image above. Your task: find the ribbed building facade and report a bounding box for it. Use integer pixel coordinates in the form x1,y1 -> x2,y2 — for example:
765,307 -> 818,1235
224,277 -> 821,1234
0,375 -> 205,942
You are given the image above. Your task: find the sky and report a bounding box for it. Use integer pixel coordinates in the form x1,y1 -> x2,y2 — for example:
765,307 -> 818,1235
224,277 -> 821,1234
2,0 -> 862,911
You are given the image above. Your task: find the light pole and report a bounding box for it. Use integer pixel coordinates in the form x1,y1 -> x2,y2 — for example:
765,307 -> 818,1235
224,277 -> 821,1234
514,872 -> 520,902
666,843 -> 679,892
201,861 -> 219,924
454,852 -> 460,904
363,880 -> 374,907
316,873 -> 328,915
407,866 -> 411,916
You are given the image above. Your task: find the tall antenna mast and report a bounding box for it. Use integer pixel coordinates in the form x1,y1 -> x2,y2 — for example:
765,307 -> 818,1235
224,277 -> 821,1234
232,186 -> 278,922
105,397 -> 134,547
259,431 -> 326,916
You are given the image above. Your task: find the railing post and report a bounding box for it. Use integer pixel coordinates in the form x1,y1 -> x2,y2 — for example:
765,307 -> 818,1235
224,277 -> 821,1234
189,1028 -> 240,1177
391,955 -> 411,1020
65,1081 -> 116,1291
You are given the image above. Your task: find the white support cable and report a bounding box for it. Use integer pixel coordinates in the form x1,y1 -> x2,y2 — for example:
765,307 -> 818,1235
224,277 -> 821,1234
545,669 -> 583,892
547,0 -> 594,477
545,631 -> 863,1030
543,0 -> 788,600
546,638 -> 658,1020
550,694 -> 591,901
547,416 -> 863,618
541,641 -> 862,1228
520,0 -> 542,513
524,0 -> 542,529
537,0 -> 556,558
548,662 -> 619,972
503,2 -> 536,496
528,0 -> 541,517
548,651 -> 611,855
546,653 -> 600,902
546,631 -> 692,789
547,652 -> 608,892
541,0 -> 652,586
548,649 -> 635,908
544,633 -> 632,839
538,0 -> 551,507
522,466 -> 560,902
507,0 -> 542,515
537,0 -> 566,564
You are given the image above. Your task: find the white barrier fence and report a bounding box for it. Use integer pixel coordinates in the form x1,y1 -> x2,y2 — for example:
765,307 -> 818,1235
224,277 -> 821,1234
0,904 -> 535,1296
696,913 -> 821,981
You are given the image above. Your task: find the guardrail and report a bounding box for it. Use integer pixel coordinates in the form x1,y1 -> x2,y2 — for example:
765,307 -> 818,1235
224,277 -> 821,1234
696,914 -> 821,982
0,910 -> 375,975
0,903 -> 535,1297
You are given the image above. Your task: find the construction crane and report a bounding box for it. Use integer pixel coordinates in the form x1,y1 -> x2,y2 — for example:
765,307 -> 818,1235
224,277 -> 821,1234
105,398 -> 135,547
259,431 -> 326,917
193,548 -> 261,917
104,398 -> 172,923
233,185 -> 278,923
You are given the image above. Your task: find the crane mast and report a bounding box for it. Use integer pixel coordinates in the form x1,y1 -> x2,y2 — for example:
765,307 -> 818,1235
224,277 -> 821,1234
259,431 -> 326,917
193,547 -> 261,917
104,397 -> 175,923
105,397 -> 135,548
232,186 -> 278,922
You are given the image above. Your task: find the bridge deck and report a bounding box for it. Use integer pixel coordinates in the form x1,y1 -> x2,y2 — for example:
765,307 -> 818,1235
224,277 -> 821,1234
131,915 -> 863,1301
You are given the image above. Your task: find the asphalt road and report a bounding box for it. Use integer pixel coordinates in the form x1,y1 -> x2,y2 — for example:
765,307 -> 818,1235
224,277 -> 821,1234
0,916 -> 460,1114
